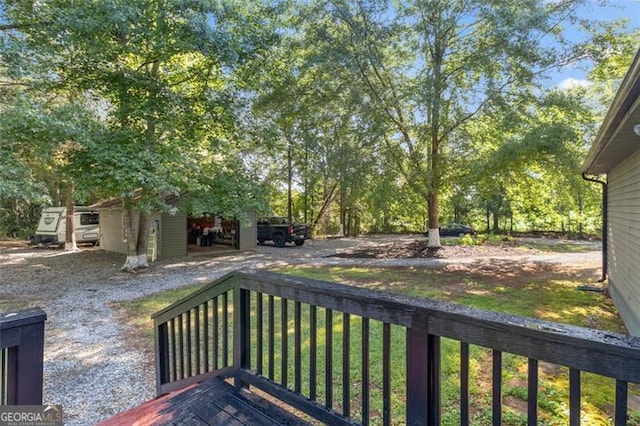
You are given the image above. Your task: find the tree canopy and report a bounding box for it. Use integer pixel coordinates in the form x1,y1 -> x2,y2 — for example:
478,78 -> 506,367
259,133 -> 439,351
0,0 -> 637,253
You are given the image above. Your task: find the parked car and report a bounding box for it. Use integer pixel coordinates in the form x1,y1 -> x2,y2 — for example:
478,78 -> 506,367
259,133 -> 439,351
257,217 -> 311,248
438,223 -> 476,237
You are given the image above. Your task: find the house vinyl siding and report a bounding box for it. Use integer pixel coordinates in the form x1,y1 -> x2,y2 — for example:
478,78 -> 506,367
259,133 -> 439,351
98,210 -> 131,255
238,210 -> 257,251
93,197 -> 254,259
160,213 -> 187,259
607,147 -> 640,336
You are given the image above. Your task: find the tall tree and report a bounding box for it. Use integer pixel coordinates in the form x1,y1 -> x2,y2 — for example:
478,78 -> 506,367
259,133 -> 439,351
0,2 -> 102,247
305,0 -> 594,246
3,0 -> 278,270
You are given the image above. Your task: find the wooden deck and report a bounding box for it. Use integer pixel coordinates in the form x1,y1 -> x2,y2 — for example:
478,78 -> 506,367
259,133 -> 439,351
98,377 -> 309,426
96,271 -> 640,425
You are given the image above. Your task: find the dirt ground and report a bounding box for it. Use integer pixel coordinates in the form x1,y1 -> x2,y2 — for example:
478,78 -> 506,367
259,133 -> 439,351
0,235 -> 607,425
0,235 -> 601,285
326,237 -> 534,258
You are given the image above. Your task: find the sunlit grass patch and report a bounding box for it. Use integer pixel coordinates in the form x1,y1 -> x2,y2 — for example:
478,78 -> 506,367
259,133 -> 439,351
116,282 -> 203,343
117,264 -> 633,425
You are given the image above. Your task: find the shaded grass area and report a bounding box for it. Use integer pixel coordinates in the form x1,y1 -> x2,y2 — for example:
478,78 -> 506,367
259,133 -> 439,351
279,265 -> 632,425
0,300 -> 31,313
443,234 -> 599,254
116,283 -> 203,348
117,263 -> 634,425
281,265 -> 621,333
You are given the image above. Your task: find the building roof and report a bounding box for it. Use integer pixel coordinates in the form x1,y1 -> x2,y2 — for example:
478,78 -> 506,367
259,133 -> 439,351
89,189 -> 180,210
582,49 -> 640,175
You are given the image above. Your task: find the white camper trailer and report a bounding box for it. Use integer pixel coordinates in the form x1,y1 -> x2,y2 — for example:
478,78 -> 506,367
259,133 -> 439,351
33,207 -> 100,245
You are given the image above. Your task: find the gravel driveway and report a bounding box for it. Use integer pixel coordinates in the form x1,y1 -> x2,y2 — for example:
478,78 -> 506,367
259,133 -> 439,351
0,236 -> 601,425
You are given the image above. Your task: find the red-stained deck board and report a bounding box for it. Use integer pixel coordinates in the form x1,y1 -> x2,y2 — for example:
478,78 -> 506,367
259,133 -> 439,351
98,377 -> 309,426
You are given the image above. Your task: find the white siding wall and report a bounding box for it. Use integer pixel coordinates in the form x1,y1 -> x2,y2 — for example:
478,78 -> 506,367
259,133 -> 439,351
98,210 -> 130,255
608,147 -> 640,336
238,210 -> 257,251
98,209 -> 161,257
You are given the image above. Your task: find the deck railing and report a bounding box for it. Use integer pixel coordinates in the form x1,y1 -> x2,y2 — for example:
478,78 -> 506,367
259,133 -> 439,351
153,270 -> 640,425
0,307 -> 47,405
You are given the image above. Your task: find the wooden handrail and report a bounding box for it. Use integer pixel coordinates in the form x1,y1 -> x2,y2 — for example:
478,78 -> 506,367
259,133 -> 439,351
0,307 -> 47,405
154,270 -> 640,425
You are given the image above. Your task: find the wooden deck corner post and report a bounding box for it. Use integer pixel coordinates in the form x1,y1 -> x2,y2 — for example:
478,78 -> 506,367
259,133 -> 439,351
154,321 -> 170,397
3,308 -> 47,405
406,326 -> 440,426
234,284 -> 251,389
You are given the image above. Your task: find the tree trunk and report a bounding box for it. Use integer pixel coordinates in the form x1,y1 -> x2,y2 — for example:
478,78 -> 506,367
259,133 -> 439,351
121,207 -> 150,272
485,207 -> 491,232
121,207 -> 139,272
303,149 -> 309,224
64,182 -> 78,252
427,194 -> 441,247
578,195 -> 584,238
311,180 -> 338,231
287,143 -> 293,224
135,211 -> 150,269
121,56 -> 158,272
339,180 -> 346,237
426,21 -> 443,249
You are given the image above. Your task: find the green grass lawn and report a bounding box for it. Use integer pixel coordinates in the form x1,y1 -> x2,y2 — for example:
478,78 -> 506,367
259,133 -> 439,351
118,261 -> 633,425
280,265 -> 622,333
443,233 -> 600,254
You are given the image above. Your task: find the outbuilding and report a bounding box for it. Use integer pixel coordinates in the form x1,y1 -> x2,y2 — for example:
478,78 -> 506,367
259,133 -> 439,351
582,48 -> 640,335
90,194 -> 257,261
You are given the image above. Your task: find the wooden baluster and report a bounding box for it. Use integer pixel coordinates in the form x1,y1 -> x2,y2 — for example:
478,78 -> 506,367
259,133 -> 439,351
203,301 -> 209,373
170,318 -> 177,382
268,295 -> 275,380
383,322 -> 391,426
492,349 -> 502,426
178,314 -> 184,380
528,358 -> 538,426
186,309 -> 192,377
460,342 -> 469,425
310,305 -> 317,401
282,298 -> 289,388
194,306 -> 200,375
615,380 -> 628,426
570,368 -> 581,426
256,293 -> 263,375
342,313 -> 350,419
326,308 -> 333,410
213,297 -> 219,370
295,301 -> 302,393
361,318 -> 370,425
222,292 -> 229,368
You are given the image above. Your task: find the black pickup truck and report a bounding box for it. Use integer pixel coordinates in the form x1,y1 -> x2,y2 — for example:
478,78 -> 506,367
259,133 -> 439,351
257,217 -> 311,248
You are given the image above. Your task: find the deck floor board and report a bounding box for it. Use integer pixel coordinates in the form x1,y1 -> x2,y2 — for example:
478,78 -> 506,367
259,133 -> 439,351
98,377 -> 311,426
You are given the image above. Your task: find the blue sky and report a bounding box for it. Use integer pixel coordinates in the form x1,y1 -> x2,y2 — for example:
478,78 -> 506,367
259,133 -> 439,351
553,0 -> 640,89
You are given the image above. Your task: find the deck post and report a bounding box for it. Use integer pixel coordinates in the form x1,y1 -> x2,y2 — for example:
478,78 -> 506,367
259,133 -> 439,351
1,308 -> 47,405
407,327 -> 440,425
406,327 -> 428,425
427,334 -> 441,425
234,286 -> 251,389
154,321 -> 170,397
